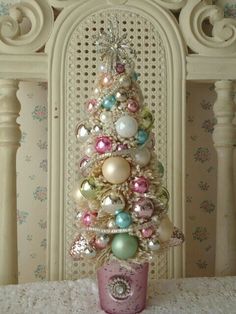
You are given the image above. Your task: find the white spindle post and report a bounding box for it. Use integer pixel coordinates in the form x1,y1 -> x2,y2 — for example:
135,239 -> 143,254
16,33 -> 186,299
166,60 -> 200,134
213,80 -> 236,276
0,80 -> 21,285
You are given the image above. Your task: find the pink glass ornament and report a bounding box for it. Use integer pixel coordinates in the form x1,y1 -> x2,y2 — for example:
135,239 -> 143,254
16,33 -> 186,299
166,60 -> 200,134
97,261 -> 149,314
102,74 -> 113,87
131,176 -> 149,193
116,143 -> 128,151
95,234 -> 110,249
141,227 -> 154,238
79,156 -> 90,168
115,63 -> 125,74
132,198 -> 154,218
127,99 -> 140,113
81,211 -> 97,226
87,99 -> 98,112
95,136 -> 113,154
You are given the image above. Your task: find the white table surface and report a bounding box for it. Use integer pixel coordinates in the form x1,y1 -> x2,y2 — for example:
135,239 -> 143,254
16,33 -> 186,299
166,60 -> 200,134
0,277 -> 236,314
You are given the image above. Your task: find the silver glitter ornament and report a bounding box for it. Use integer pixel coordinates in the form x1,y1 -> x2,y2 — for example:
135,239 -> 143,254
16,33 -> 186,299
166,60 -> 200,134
70,235 -> 96,259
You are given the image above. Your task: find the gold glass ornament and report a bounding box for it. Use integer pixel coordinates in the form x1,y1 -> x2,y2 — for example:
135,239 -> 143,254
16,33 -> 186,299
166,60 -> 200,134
80,178 -> 97,200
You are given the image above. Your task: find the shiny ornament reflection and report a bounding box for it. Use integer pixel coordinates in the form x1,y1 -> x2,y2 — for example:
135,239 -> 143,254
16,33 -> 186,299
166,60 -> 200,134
133,148 -> 151,167
76,124 -> 90,142
95,136 -> 113,154
80,179 -> 97,200
102,95 -> 117,110
101,191 -> 126,214
158,216 -> 173,242
132,198 -> 154,218
131,176 -> 149,194
115,212 -> 132,228
102,157 -> 131,184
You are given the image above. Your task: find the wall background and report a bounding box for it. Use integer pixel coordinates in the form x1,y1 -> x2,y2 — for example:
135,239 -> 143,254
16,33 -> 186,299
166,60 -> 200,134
0,0 -> 235,283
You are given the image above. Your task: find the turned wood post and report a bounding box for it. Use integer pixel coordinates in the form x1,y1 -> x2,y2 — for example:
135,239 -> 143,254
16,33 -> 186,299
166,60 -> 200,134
0,80 -> 21,285
213,80 -> 236,276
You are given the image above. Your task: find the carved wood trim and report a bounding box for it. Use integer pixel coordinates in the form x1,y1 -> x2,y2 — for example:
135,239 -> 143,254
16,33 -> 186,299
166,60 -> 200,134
0,0 -> 54,54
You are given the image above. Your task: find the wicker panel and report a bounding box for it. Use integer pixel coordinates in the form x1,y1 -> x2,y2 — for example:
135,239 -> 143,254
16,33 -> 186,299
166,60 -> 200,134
65,9 -> 168,280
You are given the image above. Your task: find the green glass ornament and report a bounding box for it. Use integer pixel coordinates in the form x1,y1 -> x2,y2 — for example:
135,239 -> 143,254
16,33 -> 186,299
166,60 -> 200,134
140,108 -> 154,130
80,178 -> 97,200
111,233 -> 138,260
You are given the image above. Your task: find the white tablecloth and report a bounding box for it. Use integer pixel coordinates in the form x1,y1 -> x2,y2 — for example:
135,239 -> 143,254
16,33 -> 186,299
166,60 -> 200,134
0,277 -> 236,314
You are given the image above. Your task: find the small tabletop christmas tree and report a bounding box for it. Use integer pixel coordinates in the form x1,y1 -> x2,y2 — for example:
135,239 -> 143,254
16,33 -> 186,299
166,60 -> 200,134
70,20 -> 184,267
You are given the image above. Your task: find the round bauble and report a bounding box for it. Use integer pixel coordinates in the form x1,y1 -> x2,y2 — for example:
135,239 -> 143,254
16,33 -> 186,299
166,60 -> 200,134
116,143 -> 128,151
95,136 -> 112,154
127,99 -> 140,113
102,74 -> 113,87
102,157 -> 131,184
132,198 -> 154,218
100,111 -> 112,123
115,115 -> 138,138
148,238 -> 160,251
119,75 -> 131,88
133,148 -> 151,167
107,218 -> 116,229
87,99 -> 98,112
141,227 -> 154,238
115,212 -> 132,228
95,234 -> 110,249
102,95 -> 117,110
140,109 -> 154,130
80,179 -> 97,200
101,191 -> 126,214
115,89 -> 127,102
158,216 -> 173,242
85,144 -> 95,157
111,233 -> 138,260
81,211 -> 97,227
71,185 -> 88,207
136,129 -> 149,145
131,176 -> 149,194
115,63 -> 125,74
79,156 -> 90,169
76,123 -> 90,142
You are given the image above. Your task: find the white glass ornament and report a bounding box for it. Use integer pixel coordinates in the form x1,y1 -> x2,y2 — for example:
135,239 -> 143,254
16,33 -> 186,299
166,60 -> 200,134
115,116 -> 138,138
100,111 -> 112,123
119,75 -> 131,88
85,144 -> 95,157
133,148 -> 151,167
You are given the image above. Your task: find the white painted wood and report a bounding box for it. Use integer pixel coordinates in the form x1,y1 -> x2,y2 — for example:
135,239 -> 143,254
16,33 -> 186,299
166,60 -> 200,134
0,54 -> 48,81
213,80 -> 236,276
0,80 -> 21,285
187,56 -> 236,81
0,0 -> 54,54
179,0 -> 236,56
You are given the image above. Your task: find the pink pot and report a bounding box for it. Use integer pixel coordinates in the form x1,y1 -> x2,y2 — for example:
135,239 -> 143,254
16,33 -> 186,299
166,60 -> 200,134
97,262 -> 149,314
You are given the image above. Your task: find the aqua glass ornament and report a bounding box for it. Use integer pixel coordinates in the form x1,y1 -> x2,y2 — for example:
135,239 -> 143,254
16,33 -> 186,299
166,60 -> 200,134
101,95 -> 117,110
115,212 -> 132,228
111,233 -> 138,260
136,129 -> 149,145
132,72 -> 139,81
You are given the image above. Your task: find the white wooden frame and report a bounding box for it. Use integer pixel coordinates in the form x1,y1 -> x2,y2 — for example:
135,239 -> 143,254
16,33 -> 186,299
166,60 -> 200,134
0,0 -> 235,285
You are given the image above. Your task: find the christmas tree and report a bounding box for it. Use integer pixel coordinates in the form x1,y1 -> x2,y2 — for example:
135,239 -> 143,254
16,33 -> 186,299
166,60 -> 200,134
70,20 -> 184,267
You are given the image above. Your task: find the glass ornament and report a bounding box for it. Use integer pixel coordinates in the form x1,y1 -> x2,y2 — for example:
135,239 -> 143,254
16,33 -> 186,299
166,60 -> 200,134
100,111 -> 112,123
115,115 -> 138,138
71,185 -> 88,207
80,179 -> 97,200
141,227 -> 154,238
115,212 -> 132,228
132,198 -> 154,218
133,147 -> 151,167
119,75 -> 131,88
76,123 -> 90,142
102,157 -> 131,184
115,89 -> 127,102
115,63 -> 125,74
111,233 -> 138,260
140,108 -> 154,130
148,238 -> 160,251
102,95 -> 117,110
87,98 -> 98,112
131,176 -> 149,194
157,215 -> 174,242
127,98 -> 140,113
136,129 -> 149,145
101,191 -> 126,214
95,136 -> 113,154
95,234 -> 110,249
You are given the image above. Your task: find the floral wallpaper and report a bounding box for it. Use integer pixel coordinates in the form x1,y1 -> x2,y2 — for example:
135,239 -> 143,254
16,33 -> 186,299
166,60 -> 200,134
0,0 -> 235,283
